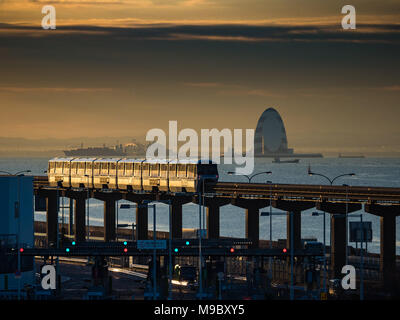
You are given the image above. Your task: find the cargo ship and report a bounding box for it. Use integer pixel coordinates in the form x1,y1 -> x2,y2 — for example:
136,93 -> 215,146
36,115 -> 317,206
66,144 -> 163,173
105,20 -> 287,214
64,144 -> 127,157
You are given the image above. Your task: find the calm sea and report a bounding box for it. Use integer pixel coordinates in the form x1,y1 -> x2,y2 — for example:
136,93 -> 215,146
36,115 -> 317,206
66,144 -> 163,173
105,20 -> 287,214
1,157 -> 399,254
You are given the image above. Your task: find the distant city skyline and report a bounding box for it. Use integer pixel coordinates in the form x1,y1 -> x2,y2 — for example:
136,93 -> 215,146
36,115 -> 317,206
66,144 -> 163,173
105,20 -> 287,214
1,1 -> 399,154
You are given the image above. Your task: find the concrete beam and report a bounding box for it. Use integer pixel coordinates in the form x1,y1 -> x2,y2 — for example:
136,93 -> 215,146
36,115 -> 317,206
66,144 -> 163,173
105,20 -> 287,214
231,197 -> 269,210
317,201 -> 361,214
272,199 -> 315,212
104,199 -> 116,242
365,203 -> 400,217
93,191 -> 122,202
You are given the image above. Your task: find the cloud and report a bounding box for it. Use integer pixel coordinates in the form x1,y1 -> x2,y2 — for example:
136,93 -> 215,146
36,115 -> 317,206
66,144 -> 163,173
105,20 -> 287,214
0,86 -> 114,93
378,85 -> 400,91
1,22 -> 399,44
184,82 -> 283,97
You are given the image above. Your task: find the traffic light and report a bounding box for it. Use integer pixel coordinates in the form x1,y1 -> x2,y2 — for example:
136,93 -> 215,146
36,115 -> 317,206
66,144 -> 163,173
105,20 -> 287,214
65,248 -> 70,253
72,241 -> 76,246
185,241 -> 190,246
174,248 -> 179,253
123,248 -> 128,253
230,247 -> 235,253
19,248 -> 24,253
123,241 -> 128,246
282,248 -> 287,253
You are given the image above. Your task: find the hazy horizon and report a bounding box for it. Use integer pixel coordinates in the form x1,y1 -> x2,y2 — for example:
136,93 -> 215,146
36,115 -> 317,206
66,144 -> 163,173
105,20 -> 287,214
1,0 -> 399,155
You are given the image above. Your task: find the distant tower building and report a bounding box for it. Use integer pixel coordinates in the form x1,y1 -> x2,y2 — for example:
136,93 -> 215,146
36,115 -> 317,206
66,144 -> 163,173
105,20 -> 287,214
254,108 -> 294,156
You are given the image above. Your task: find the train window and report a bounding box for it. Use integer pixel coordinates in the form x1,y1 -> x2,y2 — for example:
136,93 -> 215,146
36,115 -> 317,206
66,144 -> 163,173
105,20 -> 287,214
101,162 -> 108,174
142,163 -> 150,176
118,162 -> 125,175
79,162 -> 85,170
85,162 -> 92,175
71,162 -> 78,174
110,162 -> 116,175
64,162 -> 70,170
177,164 -> 187,177
126,163 -> 134,174
150,163 -> 159,176
94,162 -> 101,175
160,164 -> 168,177
48,162 -> 55,173
133,163 -> 140,176
169,164 -> 177,177
187,164 -> 196,177
55,162 -> 63,173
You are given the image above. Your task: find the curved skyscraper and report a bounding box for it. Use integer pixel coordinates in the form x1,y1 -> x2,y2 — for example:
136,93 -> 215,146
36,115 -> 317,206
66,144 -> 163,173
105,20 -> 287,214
254,107 -> 322,158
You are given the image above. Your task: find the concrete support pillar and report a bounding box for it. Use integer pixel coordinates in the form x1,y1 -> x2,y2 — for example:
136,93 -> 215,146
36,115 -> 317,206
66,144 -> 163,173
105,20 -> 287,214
246,206 -> 259,248
104,199 -> 116,242
136,204 -> 148,240
206,205 -> 220,239
380,215 -> 396,293
286,211 -> 301,250
330,215 -> 346,278
74,197 -> 86,242
46,193 -> 58,246
170,202 -> 183,239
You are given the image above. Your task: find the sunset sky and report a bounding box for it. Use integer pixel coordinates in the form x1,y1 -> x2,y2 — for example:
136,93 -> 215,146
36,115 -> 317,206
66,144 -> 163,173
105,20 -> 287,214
0,0 -> 399,153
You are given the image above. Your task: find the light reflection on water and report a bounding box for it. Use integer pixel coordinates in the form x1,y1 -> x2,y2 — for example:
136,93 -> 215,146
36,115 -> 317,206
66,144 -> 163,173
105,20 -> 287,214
1,156 -> 399,254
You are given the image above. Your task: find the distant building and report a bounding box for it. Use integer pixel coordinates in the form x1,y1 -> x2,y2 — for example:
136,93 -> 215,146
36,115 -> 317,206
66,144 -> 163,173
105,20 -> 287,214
254,108 -> 323,158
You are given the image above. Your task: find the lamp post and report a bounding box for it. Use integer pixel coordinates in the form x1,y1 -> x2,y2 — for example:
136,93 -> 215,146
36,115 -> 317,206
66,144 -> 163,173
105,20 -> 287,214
308,167 -> 355,293
227,170 -> 272,183
84,175 -> 90,241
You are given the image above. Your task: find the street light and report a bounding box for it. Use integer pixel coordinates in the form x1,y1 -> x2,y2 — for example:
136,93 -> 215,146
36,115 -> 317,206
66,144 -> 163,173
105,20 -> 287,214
308,167 -> 355,294
227,170 -> 272,183
0,170 -> 31,176
308,167 -> 355,185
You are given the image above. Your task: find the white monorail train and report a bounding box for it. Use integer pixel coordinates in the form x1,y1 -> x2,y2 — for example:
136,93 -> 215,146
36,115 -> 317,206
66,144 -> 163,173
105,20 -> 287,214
47,158 -> 219,193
